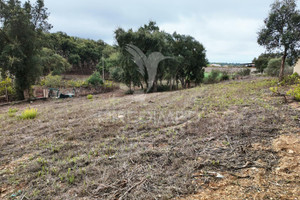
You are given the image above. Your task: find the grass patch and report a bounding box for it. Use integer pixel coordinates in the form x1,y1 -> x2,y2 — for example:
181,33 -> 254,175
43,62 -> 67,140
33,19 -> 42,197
20,108 -> 38,120
7,108 -> 18,117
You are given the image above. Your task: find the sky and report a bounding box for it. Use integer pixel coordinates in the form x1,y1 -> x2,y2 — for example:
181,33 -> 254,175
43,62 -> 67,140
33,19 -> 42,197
39,0 -> 299,63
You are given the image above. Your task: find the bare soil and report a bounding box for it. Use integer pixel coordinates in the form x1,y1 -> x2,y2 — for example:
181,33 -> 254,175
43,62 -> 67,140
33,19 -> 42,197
0,77 -> 299,200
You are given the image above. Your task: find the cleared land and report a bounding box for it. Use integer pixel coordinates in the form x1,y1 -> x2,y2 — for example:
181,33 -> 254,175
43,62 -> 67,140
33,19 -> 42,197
0,77 -> 299,199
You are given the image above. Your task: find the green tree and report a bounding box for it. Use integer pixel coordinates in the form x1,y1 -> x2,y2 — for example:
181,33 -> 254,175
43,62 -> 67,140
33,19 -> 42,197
40,48 -> 71,75
258,0 -> 300,81
114,21 -> 207,92
171,32 -> 207,87
45,32 -> 106,74
0,0 -> 51,99
253,53 -> 281,73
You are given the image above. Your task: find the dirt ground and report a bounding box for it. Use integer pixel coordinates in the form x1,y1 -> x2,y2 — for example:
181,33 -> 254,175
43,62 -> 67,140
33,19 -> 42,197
0,77 -> 299,199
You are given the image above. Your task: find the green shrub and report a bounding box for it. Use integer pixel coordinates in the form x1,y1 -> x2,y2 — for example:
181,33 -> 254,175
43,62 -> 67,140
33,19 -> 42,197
66,80 -> 87,88
43,74 -> 63,88
220,72 -> 230,81
0,77 -> 16,99
287,84 -> 300,101
269,87 -> 279,94
237,68 -> 251,76
103,81 -> 114,88
264,58 -> 293,77
204,70 -> 221,84
20,108 -> 38,120
87,94 -> 93,100
87,72 -> 103,86
8,108 -> 18,117
281,73 -> 300,85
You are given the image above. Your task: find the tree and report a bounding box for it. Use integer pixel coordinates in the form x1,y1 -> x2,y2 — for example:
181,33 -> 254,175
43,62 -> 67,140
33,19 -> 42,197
252,53 -> 281,73
0,0 -> 51,99
258,0 -> 300,81
171,32 -> 207,87
114,21 -> 207,92
45,32 -> 106,74
39,48 -> 71,75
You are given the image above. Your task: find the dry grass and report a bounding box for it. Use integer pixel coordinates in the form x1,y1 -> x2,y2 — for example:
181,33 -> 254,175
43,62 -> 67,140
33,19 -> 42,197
0,77 -> 299,199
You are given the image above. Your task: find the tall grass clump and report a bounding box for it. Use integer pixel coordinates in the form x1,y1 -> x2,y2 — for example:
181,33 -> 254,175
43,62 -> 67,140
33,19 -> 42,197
20,108 -> 38,120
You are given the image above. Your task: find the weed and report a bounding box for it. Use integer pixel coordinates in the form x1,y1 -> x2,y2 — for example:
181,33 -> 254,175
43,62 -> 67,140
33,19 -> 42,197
286,85 -> 300,101
20,108 -> 38,120
67,168 -> 75,184
87,94 -> 93,100
7,108 -> 18,117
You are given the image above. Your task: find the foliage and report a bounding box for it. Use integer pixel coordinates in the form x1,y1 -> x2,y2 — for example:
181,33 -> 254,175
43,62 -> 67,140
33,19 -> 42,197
0,77 -> 16,98
0,0 -> 52,99
103,80 -> 114,88
257,0 -> 300,80
114,21 -> 207,92
252,53 -> 282,73
7,108 -> 18,117
44,32 -> 106,74
87,71 -> 103,86
110,66 -> 123,82
281,73 -> 300,85
20,108 -> 38,120
43,74 -> 63,88
204,70 -> 221,84
269,87 -> 279,94
87,94 -> 93,100
265,58 -> 292,77
39,48 -> 71,75
287,84 -> 300,101
237,68 -> 251,76
220,72 -> 230,81
66,80 -> 87,88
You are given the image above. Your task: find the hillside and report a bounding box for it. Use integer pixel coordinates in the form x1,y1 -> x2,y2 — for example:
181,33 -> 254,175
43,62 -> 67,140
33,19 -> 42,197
0,77 -> 299,199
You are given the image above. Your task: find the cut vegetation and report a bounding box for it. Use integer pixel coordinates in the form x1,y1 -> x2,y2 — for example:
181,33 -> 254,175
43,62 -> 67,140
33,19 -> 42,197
0,77 -> 299,199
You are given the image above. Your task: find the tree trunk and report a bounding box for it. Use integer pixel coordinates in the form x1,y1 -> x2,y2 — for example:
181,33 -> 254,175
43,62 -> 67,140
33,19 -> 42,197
153,80 -> 158,92
279,49 -> 287,82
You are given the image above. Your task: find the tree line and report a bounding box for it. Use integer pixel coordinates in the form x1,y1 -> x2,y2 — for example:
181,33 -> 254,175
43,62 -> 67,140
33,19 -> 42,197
1,0 -> 300,100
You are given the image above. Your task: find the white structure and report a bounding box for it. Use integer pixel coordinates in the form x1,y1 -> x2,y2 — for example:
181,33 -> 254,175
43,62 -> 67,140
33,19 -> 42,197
294,58 -> 300,74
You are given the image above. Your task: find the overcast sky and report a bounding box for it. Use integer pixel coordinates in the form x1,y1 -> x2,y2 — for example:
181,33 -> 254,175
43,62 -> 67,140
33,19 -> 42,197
42,0 -> 299,63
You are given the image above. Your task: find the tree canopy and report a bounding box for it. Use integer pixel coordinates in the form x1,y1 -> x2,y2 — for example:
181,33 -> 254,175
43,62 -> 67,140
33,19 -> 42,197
258,0 -> 300,80
114,21 -> 208,92
0,0 -> 51,99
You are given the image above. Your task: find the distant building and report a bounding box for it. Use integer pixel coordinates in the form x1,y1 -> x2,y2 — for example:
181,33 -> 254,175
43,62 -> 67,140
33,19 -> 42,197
211,64 -> 222,67
294,59 -> 300,74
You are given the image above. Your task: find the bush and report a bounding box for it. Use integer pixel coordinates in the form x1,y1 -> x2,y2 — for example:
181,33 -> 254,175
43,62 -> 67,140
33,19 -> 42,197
237,68 -> 251,76
87,94 -> 93,100
43,74 -> 63,88
265,58 -> 292,77
204,70 -> 221,84
20,108 -> 38,120
66,80 -> 88,88
220,72 -> 230,81
287,84 -> 300,101
0,77 -> 16,100
87,72 -> 103,86
110,67 -> 123,82
281,73 -> 300,85
103,81 -> 114,88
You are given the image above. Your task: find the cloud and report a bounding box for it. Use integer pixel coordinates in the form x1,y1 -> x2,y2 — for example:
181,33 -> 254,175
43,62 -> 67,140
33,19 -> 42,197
21,0 -> 285,62
160,14 -> 266,62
